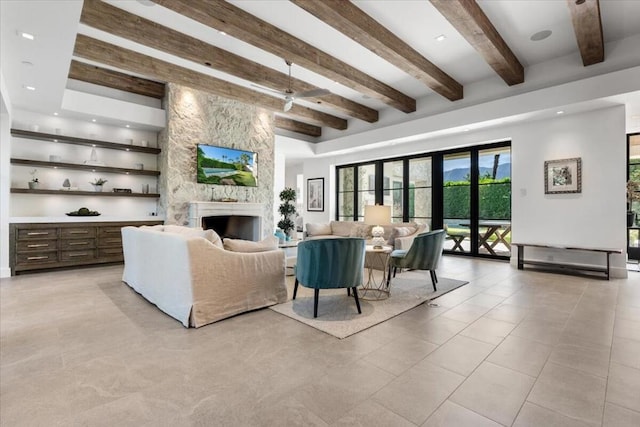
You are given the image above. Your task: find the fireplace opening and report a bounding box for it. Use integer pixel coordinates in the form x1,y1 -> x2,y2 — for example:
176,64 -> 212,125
202,215 -> 260,241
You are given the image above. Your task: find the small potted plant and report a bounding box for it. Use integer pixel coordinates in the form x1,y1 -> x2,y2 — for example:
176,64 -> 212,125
277,187 -> 297,240
28,169 -> 39,190
90,178 -> 108,192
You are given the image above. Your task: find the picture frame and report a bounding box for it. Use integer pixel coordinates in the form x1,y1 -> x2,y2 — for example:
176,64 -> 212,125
307,178 -> 324,212
544,157 -> 582,194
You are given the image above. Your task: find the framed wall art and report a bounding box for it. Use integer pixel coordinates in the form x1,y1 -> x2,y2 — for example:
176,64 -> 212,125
544,157 -> 582,194
307,178 -> 324,211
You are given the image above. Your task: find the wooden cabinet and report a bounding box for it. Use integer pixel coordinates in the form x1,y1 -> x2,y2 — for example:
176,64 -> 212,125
9,220 -> 163,275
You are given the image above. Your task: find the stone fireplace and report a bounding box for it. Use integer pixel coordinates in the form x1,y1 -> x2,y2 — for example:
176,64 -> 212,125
189,202 -> 264,241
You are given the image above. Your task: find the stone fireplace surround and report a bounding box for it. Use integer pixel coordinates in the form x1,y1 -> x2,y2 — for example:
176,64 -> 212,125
189,202 -> 264,241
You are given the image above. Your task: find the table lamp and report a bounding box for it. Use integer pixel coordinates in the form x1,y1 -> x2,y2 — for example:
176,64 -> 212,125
364,204 -> 391,249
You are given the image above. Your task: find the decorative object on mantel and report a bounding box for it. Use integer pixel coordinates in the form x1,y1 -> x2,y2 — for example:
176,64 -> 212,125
627,180 -> 640,227
544,157 -> 582,194
90,178 -> 108,192
66,207 -> 101,216
216,198 -> 238,202
28,169 -> 39,190
113,188 -> 132,193
278,187 -> 297,239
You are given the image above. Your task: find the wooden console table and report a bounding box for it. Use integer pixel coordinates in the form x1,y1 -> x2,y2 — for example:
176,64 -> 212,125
513,242 -> 622,280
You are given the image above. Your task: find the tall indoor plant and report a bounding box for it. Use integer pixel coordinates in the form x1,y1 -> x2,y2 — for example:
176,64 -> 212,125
277,187 -> 297,239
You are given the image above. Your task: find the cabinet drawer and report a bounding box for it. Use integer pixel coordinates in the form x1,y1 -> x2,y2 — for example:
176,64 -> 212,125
60,227 -> 96,239
59,239 -> 96,250
98,227 -> 123,238
98,247 -> 124,259
16,240 -> 58,252
16,252 -> 57,266
17,228 -> 58,240
98,237 -> 122,247
60,250 -> 96,262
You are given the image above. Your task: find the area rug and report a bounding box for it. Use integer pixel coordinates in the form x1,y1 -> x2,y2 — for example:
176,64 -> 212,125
269,271 -> 468,339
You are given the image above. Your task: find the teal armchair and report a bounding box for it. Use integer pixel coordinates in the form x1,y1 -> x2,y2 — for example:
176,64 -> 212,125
386,230 -> 446,291
294,238 -> 366,318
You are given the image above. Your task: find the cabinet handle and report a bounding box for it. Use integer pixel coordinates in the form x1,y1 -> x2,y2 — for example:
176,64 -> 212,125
27,256 -> 49,260
68,253 -> 89,257
69,230 -> 89,234
27,244 -> 49,248
103,230 -> 120,233
27,232 -> 49,236
68,241 -> 89,246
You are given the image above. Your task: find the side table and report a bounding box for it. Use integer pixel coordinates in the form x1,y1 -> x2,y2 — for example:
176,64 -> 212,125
360,244 -> 393,300
279,239 -> 299,276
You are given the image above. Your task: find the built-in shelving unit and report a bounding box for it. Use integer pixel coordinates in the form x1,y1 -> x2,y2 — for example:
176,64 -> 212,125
10,128 -> 161,154
10,158 -> 160,176
10,188 -> 160,198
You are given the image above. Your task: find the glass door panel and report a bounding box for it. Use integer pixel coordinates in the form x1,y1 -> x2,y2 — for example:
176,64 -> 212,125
629,134 -> 640,261
337,167 -> 355,221
357,164 -> 376,221
409,158 -> 432,229
383,160 -> 404,222
443,152 -> 471,252
477,147 -> 512,257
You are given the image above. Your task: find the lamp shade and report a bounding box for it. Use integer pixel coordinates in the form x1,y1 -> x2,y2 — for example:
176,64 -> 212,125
364,205 -> 391,226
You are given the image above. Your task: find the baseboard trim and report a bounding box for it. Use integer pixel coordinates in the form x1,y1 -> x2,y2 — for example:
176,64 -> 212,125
0,267 -> 11,278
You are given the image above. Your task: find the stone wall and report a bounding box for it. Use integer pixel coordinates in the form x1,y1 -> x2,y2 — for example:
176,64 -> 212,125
158,83 -> 275,236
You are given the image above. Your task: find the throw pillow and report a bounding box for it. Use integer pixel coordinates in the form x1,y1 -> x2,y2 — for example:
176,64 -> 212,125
387,226 -> 417,245
223,235 -> 279,252
331,221 -> 358,237
349,224 -> 373,238
306,222 -> 332,236
163,225 -> 223,248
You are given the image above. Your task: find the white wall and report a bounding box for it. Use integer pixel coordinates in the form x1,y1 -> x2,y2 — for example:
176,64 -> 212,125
1,69 -> 12,277
302,106 -> 628,278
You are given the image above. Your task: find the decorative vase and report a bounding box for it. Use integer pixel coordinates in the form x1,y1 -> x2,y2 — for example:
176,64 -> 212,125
28,181 -> 39,190
628,211 -> 636,227
274,229 -> 286,243
93,184 -> 103,192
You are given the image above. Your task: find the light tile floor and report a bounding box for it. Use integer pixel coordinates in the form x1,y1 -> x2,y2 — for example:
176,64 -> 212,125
1,257 -> 639,426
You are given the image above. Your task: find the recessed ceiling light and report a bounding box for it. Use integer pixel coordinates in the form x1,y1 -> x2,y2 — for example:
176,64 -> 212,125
219,31 -> 227,36
53,139 -> 58,142
125,124 -> 130,128
556,110 -> 564,115
23,85 -> 36,91
53,112 -> 58,116
92,144 -> 96,147
126,148 -> 130,152
530,30 -> 552,41
91,119 -> 96,122
19,31 -> 35,40
435,34 -> 446,42
463,128 -> 470,132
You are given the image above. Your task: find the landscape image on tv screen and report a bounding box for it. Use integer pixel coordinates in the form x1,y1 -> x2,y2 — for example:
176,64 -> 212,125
196,144 -> 257,187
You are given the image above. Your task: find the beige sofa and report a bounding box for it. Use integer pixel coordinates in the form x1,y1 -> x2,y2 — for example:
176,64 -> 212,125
305,220 -> 427,250
121,225 -> 287,328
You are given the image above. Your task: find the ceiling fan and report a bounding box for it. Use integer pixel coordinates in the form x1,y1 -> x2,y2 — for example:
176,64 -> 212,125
252,60 -> 330,112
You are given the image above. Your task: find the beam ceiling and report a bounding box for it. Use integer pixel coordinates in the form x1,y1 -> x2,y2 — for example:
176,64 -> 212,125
152,0 -> 417,113
566,0 -> 604,66
73,35 -> 348,130
275,116 -> 322,138
430,0 -> 524,86
80,0 -> 377,124
290,0 -> 462,101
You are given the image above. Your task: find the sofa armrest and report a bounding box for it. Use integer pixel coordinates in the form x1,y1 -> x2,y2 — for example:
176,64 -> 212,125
395,234 -> 417,251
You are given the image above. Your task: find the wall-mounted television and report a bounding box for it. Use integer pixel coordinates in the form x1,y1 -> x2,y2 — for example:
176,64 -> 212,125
196,144 -> 257,187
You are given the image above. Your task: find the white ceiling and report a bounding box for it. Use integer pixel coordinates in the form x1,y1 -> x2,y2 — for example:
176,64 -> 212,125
1,0 -> 640,151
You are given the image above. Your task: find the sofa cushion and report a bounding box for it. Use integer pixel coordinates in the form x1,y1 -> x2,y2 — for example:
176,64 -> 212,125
349,224 -> 373,238
223,235 -> 279,252
387,226 -> 417,245
306,222 -> 332,236
163,225 -> 223,248
331,220 -> 358,237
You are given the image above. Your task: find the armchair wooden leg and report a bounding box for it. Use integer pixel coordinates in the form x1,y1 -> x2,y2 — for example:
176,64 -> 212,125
352,287 -> 362,314
387,264 -> 393,287
293,278 -> 299,300
393,267 -> 397,278
313,288 -> 319,318
433,271 -> 438,283
347,288 -> 351,296
429,270 -> 437,292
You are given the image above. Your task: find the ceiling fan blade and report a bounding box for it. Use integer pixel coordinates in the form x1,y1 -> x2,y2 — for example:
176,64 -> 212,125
249,83 -> 287,96
293,88 -> 331,98
283,98 -> 294,112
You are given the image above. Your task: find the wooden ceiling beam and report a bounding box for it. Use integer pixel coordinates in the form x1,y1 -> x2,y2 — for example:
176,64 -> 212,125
68,60 -> 165,99
291,0 -> 462,101
566,0 -> 604,66
430,0 -> 524,86
275,116 -> 321,137
80,0 -> 376,123
152,0 -> 416,113
73,35 -> 347,130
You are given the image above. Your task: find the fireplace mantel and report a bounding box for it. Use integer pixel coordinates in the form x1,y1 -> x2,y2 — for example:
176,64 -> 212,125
188,202 -> 264,231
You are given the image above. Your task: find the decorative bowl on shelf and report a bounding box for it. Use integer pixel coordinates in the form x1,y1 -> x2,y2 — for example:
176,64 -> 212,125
66,207 -> 101,216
